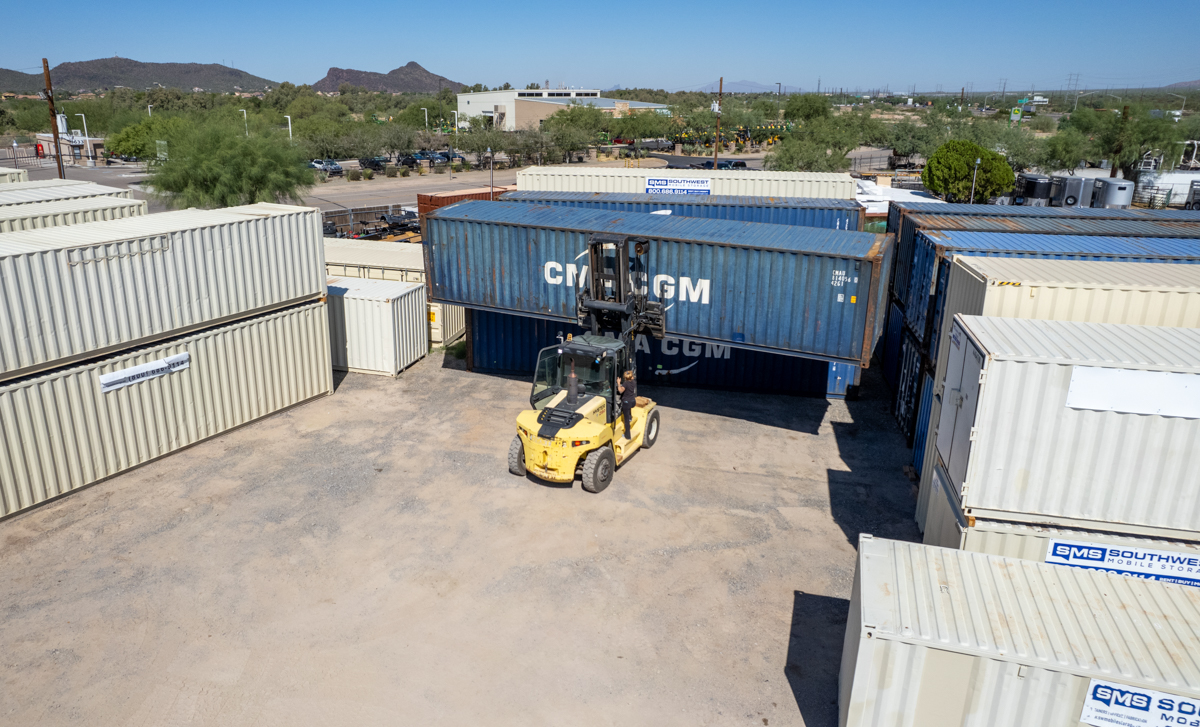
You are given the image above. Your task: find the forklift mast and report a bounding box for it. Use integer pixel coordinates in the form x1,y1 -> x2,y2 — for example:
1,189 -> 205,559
575,234 -> 666,352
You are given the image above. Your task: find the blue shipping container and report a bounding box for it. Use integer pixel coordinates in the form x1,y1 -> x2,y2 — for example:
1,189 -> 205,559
427,201 -> 894,366
888,201 -> 1200,221
893,328 -> 924,442
891,211 -> 1200,305
881,301 -> 904,391
468,309 -> 854,397
911,372 -> 934,476
903,231 -> 1200,348
499,191 -> 864,231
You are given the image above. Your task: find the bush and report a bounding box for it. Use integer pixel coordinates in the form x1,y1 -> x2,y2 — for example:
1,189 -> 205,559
1027,115 -> 1056,132
433,164 -> 446,174
385,165 -> 398,177
922,139 -> 1014,202
452,163 -> 463,173
400,167 -> 410,177
317,171 -> 328,183
347,169 -> 362,181
362,168 -> 374,180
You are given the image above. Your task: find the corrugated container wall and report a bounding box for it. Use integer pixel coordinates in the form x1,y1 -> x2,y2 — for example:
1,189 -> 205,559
903,231 -> 1200,348
0,167 -> 29,184
468,309 -> 855,397
935,315 -> 1200,539
426,201 -> 893,366
892,212 -> 1200,305
326,277 -> 427,376
499,191 -> 864,231
914,259 -> 1200,531
839,535 -> 1200,727
0,196 -> 148,233
323,238 -> 465,344
0,203 -> 326,382
923,460 -> 1200,588
516,167 -> 856,200
0,182 -> 133,207
0,303 -> 333,518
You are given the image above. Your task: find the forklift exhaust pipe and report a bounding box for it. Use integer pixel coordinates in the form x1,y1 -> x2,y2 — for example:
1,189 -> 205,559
566,359 -> 579,407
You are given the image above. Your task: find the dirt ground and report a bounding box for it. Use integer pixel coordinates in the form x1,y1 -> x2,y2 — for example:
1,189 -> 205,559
0,351 -> 918,726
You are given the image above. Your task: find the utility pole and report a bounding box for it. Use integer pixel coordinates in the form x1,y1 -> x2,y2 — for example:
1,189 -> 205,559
817,77 -> 821,95
713,77 -> 723,168
1111,106 -> 1129,178
42,58 -> 65,179
1000,78 -> 1007,107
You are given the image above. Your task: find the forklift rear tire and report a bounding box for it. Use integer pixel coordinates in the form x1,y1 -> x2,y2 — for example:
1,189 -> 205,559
581,447 -> 615,493
508,436 -> 526,476
642,409 -> 661,449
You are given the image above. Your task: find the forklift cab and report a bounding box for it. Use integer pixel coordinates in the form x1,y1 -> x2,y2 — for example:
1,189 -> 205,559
530,335 -> 630,423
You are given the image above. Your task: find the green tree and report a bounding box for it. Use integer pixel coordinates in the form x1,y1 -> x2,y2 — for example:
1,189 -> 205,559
525,82 -> 541,90
1039,127 -> 1092,172
379,123 -> 416,158
922,140 -> 1014,202
783,94 -> 831,122
106,116 -> 189,159
148,120 -> 313,208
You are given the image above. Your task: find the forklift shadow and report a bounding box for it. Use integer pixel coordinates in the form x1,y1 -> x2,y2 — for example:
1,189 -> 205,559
641,384 -> 829,437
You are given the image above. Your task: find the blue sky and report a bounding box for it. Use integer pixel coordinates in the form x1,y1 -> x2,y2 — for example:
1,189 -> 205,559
4,0 -> 1198,92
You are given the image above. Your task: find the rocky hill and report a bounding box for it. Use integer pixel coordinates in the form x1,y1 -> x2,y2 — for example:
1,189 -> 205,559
312,62 -> 463,94
1166,79 -> 1200,89
0,57 -> 277,94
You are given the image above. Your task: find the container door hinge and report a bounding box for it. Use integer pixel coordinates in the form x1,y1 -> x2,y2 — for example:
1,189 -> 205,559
978,370 -> 987,384
969,427 -> 979,441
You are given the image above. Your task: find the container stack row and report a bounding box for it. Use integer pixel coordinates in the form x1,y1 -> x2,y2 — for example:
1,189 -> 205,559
0,201 -> 334,518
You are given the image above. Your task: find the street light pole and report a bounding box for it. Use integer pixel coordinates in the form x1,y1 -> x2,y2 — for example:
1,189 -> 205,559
969,158 -> 981,204
75,113 -> 92,166
147,105 -> 153,117
240,109 -> 248,137
421,108 -> 428,130
1168,93 -> 1187,112
284,115 -> 292,140
1074,91 -> 1096,112
487,147 -> 493,198
451,111 -> 458,141
1106,94 -> 1122,105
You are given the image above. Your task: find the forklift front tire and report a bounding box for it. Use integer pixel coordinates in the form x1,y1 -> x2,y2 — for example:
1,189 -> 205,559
581,447 -> 616,493
508,436 -> 527,476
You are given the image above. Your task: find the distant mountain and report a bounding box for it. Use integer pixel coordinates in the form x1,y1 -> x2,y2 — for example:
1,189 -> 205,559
312,62 -> 463,94
1166,79 -> 1200,89
0,57 -> 276,94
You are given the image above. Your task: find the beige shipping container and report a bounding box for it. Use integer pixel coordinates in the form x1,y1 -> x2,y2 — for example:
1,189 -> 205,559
0,203 -> 325,383
323,238 -> 465,344
923,459 -> 1200,587
0,167 -> 29,184
0,302 -> 333,518
326,277 -> 428,376
0,180 -> 133,207
915,257 -> 1200,531
840,535 -> 1200,727
0,196 -> 148,232
515,166 -> 856,200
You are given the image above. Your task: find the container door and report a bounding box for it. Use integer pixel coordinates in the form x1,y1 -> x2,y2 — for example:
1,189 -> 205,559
945,339 -> 984,488
934,320 -> 968,469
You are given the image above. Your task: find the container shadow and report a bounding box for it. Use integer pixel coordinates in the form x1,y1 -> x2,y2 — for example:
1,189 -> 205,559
785,590 -> 850,727
332,369 -> 349,392
638,385 -> 829,437
826,365 -> 922,546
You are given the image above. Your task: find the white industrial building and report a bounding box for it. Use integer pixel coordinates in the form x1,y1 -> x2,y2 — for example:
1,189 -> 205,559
457,89 -> 669,132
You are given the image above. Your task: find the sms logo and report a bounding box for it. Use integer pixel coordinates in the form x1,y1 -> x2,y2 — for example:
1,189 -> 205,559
1091,684 -> 1152,711
1052,544 -> 1108,562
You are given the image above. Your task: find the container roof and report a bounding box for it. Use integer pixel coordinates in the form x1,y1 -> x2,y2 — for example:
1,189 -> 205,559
0,203 -> 316,256
857,535 -> 1200,695
908,213 -> 1200,238
957,256 -> 1200,291
429,201 -> 883,258
326,276 -> 422,301
894,201 -> 1200,221
923,229 -> 1200,258
957,315 -> 1200,372
323,239 -> 425,271
516,166 -> 852,182
500,190 -> 863,210
0,179 -> 89,190
0,195 -> 147,220
0,182 -> 127,207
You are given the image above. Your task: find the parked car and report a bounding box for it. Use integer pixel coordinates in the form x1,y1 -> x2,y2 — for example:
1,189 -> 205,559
443,151 -> 467,163
413,151 -> 447,165
630,139 -> 674,152
690,160 -> 735,170
396,155 -> 421,168
358,156 -> 388,172
322,159 -> 344,176
309,159 -> 327,171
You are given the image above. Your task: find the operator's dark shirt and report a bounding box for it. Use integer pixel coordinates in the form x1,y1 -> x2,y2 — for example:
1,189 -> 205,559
619,378 -> 637,407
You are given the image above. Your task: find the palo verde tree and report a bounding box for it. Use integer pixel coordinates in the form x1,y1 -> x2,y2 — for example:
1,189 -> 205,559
922,139 -> 1014,202
148,119 -> 314,209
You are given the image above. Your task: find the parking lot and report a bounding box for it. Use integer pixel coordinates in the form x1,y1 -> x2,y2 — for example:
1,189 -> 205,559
0,351 -> 917,727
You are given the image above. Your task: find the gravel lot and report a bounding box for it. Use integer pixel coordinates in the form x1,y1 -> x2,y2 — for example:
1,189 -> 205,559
0,350 -> 918,726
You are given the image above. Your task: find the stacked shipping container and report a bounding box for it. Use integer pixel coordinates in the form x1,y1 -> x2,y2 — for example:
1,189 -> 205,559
0,180 -> 133,207
515,167 -> 856,199
0,167 -> 29,184
0,196 -> 148,233
326,276 -> 428,377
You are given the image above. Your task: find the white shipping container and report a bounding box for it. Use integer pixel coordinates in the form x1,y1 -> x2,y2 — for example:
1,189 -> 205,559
0,196 -> 148,233
0,203 -> 326,382
0,180 -> 131,207
326,276 -> 428,376
840,535 -> 1200,727
923,459 -> 1200,587
935,315 -> 1200,539
323,238 -> 466,344
0,302 -> 333,518
916,258 -> 1200,531
515,166 -> 856,200
0,167 -> 29,184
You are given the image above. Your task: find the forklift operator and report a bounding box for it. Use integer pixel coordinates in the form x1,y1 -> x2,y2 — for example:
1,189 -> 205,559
617,370 -> 637,440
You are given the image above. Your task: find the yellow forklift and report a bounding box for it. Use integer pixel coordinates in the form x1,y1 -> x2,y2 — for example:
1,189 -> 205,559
508,234 -> 666,492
